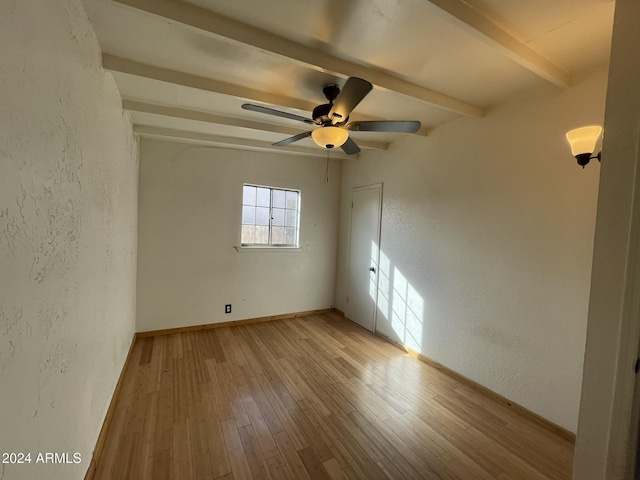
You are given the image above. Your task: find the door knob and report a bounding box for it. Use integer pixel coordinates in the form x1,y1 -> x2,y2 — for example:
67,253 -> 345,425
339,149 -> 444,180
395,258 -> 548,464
369,267 -> 376,273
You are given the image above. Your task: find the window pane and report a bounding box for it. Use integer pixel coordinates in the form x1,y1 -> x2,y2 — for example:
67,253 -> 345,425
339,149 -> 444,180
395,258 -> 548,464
243,185 -> 256,206
242,206 -> 256,224
241,225 -> 255,244
256,207 -> 270,225
272,189 -> 285,208
241,185 -> 300,247
272,208 -> 285,226
286,191 -> 298,209
257,187 -> 270,207
285,209 -> 297,228
272,226 -> 285,244
255,225 -> 269,244
285,227 -> 297,245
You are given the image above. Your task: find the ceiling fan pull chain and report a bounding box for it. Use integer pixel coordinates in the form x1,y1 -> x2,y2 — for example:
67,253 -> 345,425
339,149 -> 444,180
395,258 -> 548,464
325,149 -> 331,184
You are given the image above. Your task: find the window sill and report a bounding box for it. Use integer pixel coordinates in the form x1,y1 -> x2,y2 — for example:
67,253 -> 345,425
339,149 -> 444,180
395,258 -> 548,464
234,246 -> 302,253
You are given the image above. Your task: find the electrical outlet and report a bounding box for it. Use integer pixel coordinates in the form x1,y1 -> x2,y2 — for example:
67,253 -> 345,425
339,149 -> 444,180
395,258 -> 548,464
225,304 -> 232,314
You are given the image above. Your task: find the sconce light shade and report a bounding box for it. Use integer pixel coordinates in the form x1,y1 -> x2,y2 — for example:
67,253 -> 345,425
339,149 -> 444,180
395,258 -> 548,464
566,126 -> 603,167
311,126 -> 349,149
566,126 -> 602,156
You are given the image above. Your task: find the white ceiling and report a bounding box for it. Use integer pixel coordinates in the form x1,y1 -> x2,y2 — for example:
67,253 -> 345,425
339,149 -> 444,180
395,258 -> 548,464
82,0 -> 615,158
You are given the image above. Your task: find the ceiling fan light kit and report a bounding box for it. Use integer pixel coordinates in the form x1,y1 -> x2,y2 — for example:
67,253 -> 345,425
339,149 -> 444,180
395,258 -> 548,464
565,125 -> 603,168
242,77 -> 421,155
311,126 -> 349,149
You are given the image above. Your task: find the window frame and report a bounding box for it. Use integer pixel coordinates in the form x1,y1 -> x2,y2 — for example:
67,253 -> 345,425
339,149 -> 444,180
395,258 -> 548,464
240,183 -> 301,249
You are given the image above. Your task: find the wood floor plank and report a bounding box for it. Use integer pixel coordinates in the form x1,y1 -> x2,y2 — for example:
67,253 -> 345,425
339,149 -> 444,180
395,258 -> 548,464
172,357 -> 189,423
266,453 -> 296,480
238,424 -> 274,480
349,407 -> 427,473
257,372 -> 310,451
322,457 -> 350,480
111,431 -> 139,480
346,410 -> 424,480
238,383 -> 280,460
171,333 -> 184,359
218,362 -> 252,428
205,359 -> 235,422
305,376 -> 356,417
331,379 -> 390,422
139,337 -> 154,365
382,415 -> 447,469
289,404 -> 334,462
134,392 -> 158,479
221,417 -> 253,480
273,430 -> 313,480
322,414 -> 388,480
243,366 -> 285,435
207,329 -> 227,364
297,447 -> 332,480
403,409 -> 504,478
187,401 -> 215,479
92,313 -> 575,480
172,419 -> 193,480
152,448 -> 171,480
199,381 -> 232,478
298,402 -> 370,480
155,360 -> 174,453
217,327 -> 249,368
376,457 -> 404,480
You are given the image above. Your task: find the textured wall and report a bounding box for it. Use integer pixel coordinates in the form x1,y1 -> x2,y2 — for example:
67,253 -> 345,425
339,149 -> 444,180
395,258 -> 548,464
136,139 -> 340,332
335,67 -> 607,432
0,1 -> 138,479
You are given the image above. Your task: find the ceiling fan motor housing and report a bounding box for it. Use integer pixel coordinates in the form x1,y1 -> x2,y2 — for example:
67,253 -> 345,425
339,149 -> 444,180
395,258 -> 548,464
313,84 -> 343,125
312,103 -> 332,124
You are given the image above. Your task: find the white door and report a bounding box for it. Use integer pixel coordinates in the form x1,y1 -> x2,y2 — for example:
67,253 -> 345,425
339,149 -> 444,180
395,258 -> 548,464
346,184 -> 382,332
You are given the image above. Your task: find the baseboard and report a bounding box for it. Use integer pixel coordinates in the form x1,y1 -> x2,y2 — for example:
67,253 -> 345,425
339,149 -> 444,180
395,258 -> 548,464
370,329 -> 576,443
136,308 -> 335,338
84,333 -> 138,480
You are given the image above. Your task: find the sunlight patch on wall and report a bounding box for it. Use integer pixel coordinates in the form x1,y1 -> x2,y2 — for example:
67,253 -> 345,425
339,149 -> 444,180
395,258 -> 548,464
372,242 -> 424,351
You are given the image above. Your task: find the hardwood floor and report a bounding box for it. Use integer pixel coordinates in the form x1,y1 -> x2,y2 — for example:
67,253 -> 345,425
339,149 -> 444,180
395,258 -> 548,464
92,312 -> 574,480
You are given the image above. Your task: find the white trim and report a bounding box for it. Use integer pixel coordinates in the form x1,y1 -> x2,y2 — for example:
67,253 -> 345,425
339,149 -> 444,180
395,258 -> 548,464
234,246 -> 301,253
574,2 -> 640,478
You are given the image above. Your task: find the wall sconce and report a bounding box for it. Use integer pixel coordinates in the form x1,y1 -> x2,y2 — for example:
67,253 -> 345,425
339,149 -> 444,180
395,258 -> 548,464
311,126 -> 349,149
566,126 -> 603,168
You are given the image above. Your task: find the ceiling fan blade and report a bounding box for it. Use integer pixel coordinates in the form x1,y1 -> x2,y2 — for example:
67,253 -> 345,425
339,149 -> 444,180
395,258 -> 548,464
329,77 -> 373,124
273,131 -> 312,147
341,137 -> 361,155
346,120 -> 421,133
242,104 -> 315,125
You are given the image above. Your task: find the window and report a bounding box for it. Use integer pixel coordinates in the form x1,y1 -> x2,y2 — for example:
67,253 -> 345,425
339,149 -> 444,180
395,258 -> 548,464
241,184 -> 300,247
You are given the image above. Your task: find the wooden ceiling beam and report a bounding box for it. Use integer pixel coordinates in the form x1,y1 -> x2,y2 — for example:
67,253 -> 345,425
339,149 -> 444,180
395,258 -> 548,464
112,0 -> 485,117
123,100 -> 390,150
132,125 -> 356,158
424,0 -> 571,88
103,54 -> 318,113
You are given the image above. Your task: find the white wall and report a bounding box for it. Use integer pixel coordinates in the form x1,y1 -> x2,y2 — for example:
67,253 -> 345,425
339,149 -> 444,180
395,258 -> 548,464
336,66 -> 607,432
574,0 -> 640,477
136,139 -> 341,332
0,1 -> 138,479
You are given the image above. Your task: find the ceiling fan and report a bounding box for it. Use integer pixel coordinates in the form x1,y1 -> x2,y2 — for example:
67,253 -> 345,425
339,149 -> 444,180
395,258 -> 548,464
242,77 -> 421,155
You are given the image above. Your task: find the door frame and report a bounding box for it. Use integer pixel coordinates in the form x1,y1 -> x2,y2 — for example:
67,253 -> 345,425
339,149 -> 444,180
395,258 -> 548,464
346,183 -> 383,333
